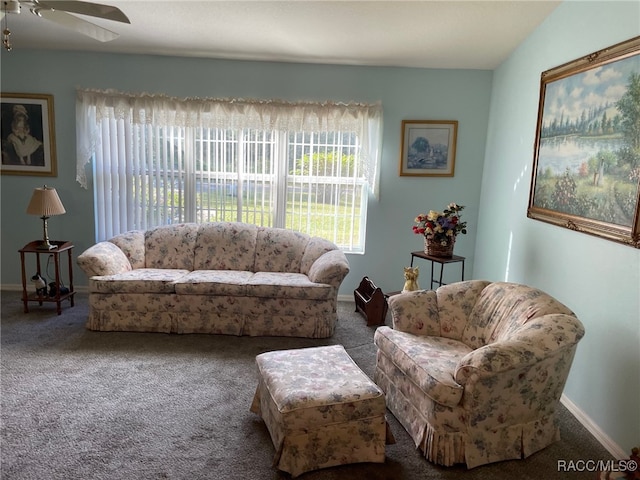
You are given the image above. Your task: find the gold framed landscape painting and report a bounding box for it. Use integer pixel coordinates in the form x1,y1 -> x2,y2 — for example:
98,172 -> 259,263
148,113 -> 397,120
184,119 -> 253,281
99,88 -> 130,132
0,93 -> 57,176
399,120 -> 458,177
528,36 -> 640,248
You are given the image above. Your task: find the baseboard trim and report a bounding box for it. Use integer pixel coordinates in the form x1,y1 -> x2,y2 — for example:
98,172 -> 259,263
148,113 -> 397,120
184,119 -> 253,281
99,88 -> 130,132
560,394 -> 626,459
2,284 -> 24,292
1,284 -> 89,293
337,294 -> 354,302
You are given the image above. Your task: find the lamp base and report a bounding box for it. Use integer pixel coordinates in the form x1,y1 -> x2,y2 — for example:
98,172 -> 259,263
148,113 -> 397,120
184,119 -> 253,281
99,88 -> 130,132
37,216 -> 58,250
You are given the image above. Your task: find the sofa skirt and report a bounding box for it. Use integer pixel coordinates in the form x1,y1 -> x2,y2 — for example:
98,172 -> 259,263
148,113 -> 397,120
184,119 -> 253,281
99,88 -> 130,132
86,293 -> 338,338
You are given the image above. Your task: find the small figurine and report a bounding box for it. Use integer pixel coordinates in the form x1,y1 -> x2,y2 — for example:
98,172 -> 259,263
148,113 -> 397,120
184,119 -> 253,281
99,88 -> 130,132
31,273 -> 47,297
402,266 -> 420,293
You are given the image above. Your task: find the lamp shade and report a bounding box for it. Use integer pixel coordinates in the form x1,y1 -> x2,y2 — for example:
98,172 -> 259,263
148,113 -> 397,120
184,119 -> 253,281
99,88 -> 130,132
26,186 -> 66,217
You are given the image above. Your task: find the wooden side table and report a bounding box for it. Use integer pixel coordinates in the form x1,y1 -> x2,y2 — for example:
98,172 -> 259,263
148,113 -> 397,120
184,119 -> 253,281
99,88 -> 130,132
19,240 -> 76,315
410,251 -> 465,290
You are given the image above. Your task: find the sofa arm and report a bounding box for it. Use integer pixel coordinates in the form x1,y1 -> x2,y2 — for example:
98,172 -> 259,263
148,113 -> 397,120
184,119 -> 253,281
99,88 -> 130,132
454,313 -> 585,384
307,249 -> 350,287
77,241 -> 133,277
387,290 -> 440,336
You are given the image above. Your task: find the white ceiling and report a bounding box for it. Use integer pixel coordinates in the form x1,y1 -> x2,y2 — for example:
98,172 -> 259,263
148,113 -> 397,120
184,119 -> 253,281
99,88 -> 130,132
1,0 -> 561,69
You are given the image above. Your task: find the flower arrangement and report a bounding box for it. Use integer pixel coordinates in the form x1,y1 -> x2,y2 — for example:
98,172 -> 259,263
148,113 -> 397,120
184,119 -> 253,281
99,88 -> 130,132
412,203 -> 467,246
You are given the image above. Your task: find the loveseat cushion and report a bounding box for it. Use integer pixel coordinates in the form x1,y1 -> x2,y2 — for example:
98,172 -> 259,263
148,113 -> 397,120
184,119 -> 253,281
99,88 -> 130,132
462,282 -> 576,349
90,269 -> 190,294
374,326 -> 471,407
193,222 -> 258,271
436,280 -> 491,340
174,270 -> 254,295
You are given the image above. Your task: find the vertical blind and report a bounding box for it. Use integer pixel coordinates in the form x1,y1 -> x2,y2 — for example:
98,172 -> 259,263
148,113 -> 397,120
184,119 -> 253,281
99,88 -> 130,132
76,89 -> 382,252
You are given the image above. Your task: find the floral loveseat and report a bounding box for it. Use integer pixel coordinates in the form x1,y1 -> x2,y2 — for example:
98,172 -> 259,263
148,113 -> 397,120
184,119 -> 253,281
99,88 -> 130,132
76,222 -> 349,338
374,280 -> 585,468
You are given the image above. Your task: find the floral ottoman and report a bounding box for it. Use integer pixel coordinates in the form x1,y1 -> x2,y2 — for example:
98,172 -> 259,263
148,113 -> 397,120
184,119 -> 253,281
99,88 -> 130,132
250,345 -> 394,477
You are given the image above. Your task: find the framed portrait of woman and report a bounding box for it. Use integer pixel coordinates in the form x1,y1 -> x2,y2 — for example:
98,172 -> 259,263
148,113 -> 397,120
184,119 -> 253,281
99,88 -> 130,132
1,93 -> 57,176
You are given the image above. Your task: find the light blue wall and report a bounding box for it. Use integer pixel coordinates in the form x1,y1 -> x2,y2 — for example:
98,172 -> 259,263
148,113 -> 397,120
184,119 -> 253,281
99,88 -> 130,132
0,52 -> 492,294
476,1 -> 639,454
2,0 -> 637,456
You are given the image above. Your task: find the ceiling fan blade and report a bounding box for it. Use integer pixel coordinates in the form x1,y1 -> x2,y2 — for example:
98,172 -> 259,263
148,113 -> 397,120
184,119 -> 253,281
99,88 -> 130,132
35,1 -> 130,24
35,9 -> 120,42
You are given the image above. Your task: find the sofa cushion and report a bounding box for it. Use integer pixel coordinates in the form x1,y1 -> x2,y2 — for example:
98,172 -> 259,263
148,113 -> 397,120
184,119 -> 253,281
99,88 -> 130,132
374,326 -> 471,408
145,224 -> 200,270
193,222 -> 258,271
254,228 -> 309,273
174,270 -> 253,295
90,269 -> 190,294
109,230 -> 145,269
300,237 -> 338,275
462,282 -> 576,349
246,272 -> 334,300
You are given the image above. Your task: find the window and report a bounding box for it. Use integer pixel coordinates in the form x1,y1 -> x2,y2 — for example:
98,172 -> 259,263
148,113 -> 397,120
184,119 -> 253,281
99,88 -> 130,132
76,90 -> 382,253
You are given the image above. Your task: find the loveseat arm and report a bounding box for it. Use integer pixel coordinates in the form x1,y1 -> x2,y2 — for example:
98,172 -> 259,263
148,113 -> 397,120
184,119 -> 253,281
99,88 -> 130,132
77,241 -> 133,277
451,314 -> 584,439
387,290 -> 441,336
307,249 -> 350,288
454,313 -> 585,385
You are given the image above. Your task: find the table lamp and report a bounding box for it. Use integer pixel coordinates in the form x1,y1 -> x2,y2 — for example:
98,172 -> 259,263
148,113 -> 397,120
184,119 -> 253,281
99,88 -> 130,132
26,185 -> 66,250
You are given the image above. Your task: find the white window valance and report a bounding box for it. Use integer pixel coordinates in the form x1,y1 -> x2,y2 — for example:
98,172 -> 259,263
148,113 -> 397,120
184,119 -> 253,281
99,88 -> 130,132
76,88 -> 383,198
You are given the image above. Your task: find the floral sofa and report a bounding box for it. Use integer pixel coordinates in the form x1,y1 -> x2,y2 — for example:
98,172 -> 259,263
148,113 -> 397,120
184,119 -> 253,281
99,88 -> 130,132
76,222 -> 349,338
374,280 -> 585,468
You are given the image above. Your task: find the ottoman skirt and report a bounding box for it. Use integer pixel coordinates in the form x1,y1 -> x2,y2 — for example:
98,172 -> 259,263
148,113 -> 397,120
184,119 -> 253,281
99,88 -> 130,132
250,344 -> 394,477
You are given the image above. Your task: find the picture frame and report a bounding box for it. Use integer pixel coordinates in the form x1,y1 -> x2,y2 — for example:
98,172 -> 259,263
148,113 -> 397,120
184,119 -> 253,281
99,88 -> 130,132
528,36 -> 640,248
399,120 -> 458,177
1,93 -> 57,177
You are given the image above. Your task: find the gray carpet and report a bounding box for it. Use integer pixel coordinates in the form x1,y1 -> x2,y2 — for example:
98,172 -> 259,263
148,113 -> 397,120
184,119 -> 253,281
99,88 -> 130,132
1,290 -> 612,479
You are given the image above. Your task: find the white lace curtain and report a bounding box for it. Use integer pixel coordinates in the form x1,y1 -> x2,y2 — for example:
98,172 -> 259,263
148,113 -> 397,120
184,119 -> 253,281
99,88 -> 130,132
76,88 -> 383,198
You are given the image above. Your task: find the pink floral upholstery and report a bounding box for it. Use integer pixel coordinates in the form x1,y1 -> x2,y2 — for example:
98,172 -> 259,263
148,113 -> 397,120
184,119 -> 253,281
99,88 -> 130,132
91,268 -> 191,294
250,345 -> 394,477
77,222 -> 349,338
375,280 -> 585,469
76,241 -> 132,277
193,222 -> 258,271
109,230 -> 146,269
145,223 -> 200,270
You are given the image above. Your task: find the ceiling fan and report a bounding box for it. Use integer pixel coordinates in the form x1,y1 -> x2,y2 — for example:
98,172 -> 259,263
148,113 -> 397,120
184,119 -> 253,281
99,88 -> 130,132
2,0 -> 130,51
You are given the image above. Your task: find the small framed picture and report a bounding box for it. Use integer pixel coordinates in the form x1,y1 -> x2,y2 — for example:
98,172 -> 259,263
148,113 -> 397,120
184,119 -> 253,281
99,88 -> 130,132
1,93 -> 57,176
399,120 -> 458,177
